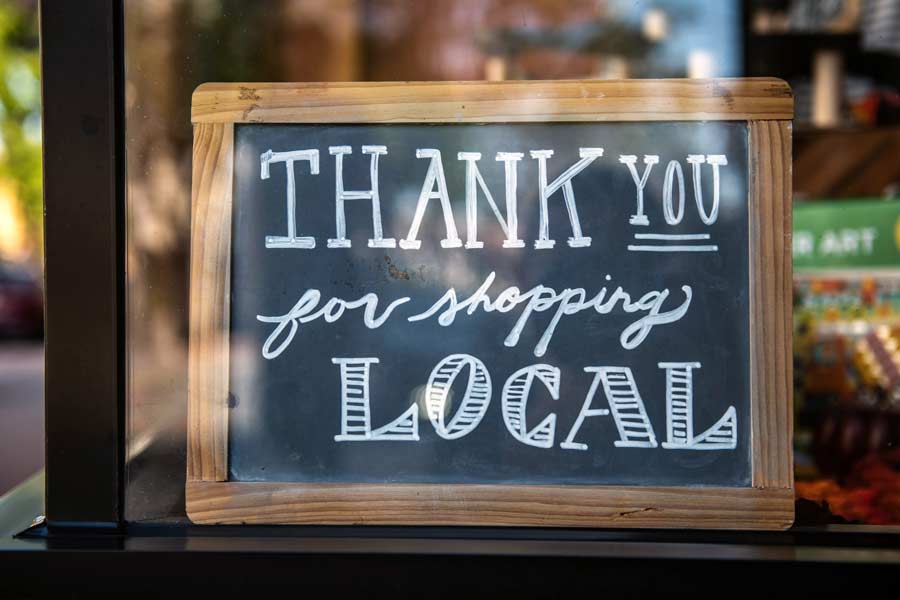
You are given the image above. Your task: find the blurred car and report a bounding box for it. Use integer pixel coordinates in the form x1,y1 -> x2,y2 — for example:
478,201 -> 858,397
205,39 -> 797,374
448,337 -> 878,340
0,261 -> 42,337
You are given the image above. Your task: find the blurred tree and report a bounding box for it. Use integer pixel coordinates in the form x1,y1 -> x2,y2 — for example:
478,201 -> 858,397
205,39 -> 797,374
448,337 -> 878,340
0,1 -> 41,252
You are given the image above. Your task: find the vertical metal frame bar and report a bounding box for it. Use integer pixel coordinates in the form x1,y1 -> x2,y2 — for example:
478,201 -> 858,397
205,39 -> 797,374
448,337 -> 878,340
40,0 -> 125,526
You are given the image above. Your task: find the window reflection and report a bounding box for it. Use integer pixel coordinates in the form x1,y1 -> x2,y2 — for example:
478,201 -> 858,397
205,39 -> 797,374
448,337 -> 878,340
125,0 -> 900,525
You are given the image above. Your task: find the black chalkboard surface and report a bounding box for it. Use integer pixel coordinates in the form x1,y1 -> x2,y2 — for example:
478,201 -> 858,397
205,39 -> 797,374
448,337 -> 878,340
227,121 -> 751,487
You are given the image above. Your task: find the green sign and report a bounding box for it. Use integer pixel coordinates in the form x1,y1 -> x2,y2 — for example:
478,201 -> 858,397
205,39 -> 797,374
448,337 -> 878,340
793,199 -> 900,270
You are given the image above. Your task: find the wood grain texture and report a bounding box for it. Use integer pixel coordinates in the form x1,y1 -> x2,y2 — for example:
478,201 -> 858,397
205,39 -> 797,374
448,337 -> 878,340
188,122 -> 233,482
191,78 -> 793,124
187,482 -> 794,529
749,120 -> 794,491
793,126 -> 900,197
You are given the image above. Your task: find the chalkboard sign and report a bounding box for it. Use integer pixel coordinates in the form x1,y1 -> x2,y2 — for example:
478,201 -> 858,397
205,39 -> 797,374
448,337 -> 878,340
188,80 -> 794,529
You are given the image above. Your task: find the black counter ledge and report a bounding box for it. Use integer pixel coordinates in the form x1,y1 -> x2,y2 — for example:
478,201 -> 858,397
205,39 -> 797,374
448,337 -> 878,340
2,473 -> 899,595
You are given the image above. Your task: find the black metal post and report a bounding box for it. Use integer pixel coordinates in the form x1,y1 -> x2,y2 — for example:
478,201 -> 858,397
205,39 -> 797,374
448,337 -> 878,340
40,0 -> 124,527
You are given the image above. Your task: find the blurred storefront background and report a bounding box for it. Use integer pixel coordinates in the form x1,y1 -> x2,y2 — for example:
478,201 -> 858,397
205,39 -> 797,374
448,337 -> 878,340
2,0 -> 900,524
0,0 -> 42,497
793,200 -> 900,524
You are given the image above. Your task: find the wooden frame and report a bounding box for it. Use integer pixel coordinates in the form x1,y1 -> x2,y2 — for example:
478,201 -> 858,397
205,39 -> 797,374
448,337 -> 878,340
188,79 -> 794,529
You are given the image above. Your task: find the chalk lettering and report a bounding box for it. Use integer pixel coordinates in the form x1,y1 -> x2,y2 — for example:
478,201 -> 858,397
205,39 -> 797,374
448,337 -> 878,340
400,149 -> 462,249
530,148 -> 602,249
327,145 -> 395,249
620,154 -> 659,226
260,148 -> 319,248
458,151 -> 524,249
332,357 -> 420,441
426,354 -> 492,439
501,364 -> 559,448
660,362 -> 737,450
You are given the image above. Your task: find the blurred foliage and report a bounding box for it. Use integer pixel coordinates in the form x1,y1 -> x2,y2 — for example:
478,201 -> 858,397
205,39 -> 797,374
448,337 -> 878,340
0,1 -> 41,244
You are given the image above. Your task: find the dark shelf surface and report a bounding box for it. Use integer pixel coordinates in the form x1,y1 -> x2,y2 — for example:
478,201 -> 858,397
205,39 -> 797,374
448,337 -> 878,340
749,30 -> 860,41
4,472 -> 900,558
2,474 -> 900,593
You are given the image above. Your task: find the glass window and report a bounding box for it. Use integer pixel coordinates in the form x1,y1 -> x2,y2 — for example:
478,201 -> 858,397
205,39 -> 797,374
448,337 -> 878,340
125,0 -> 900,526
